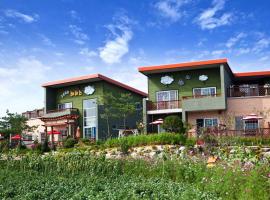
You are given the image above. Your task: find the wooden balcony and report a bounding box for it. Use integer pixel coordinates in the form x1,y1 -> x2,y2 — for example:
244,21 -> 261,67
147,100 -> 181,111
227,85 -> 270,97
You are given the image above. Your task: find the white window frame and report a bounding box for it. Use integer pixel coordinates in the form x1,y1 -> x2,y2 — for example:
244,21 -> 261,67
203,118 -> 218,127
156,90 -> 178,102
57,102 -> 73,110
156,90 -> 179,109
193,87 -> 216,97
83,99 -> 98,140
244,120 -> 259,131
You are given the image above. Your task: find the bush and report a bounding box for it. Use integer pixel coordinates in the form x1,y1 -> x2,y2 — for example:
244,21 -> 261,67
119,139 -> 130,155
0,140 -> 9,152
63,138 -> 78,148
162,115 -> 185,133
41,138 -> 50,153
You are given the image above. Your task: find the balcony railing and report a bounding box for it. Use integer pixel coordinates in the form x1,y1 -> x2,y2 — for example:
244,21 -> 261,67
227,85 -> 270,97
182,93 -> 221,100
203,127 -> 270,137
43,108 -> 79,118
147,100 -> 181,111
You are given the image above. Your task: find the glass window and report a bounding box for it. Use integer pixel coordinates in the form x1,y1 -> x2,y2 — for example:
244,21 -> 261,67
244,120 -> 258,130
193,87 -> 216,97
202,118 -> 218,127
156,90 -> 178,102
58,102 -> 72,110
83,99 -> 97,139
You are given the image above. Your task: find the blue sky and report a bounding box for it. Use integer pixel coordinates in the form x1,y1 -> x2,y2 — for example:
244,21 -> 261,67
0,0 -> 270,116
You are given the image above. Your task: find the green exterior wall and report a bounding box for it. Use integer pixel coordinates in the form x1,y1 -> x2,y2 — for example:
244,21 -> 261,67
147,67 -> 222,102
45,80 -> 143,140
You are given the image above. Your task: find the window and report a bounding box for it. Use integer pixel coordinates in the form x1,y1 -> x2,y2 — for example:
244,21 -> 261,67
196,118 -> 218,128
156,90 -> 178,109
83,99 -> 97,139
135,102 -> 142,111
156,90 -> 178,102
193,87 -> 216,97
58,102 -> 72,110
244,120 -> 259,130
204,118 -> 218,127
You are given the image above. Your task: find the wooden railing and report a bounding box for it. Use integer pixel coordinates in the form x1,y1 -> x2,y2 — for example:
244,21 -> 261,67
147,100 -> 181,110
227,85 -> 270,97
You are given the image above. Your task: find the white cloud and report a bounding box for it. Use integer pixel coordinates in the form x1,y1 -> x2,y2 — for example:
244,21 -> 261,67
99,15 -> 133,64
211,49 -> 226,56
70,10 -> 80,21
154,0 -> 190,22
79,48 -> 97,58
226,33 -> 246,48
235,48 -> 251,55
252,38 -> 270,53
259,56 -> 269,61
69,25 -> 89,45
39,34 -> 55,47
196,0 -> 232,30
4,9 -> 39,23
0,58 -> 51,116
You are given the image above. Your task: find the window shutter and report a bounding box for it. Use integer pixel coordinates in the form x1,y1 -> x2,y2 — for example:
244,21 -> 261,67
235,116 -> 243,130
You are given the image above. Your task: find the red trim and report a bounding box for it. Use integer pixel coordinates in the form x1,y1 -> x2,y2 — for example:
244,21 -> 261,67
42,74 -> 147,97
138,58 -> 270,79
138,58 -> 228,73
234,71 -> 270,77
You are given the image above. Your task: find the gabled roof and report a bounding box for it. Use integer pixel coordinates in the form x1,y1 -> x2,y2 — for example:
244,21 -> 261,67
42,74 -> 147,97
138,58 -> 228,74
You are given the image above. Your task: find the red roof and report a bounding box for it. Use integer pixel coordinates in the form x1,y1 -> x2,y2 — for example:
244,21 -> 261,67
138,58 -> 228,73
138,58 -> 270,79
42,74 -> 147,97
234,71 -> 270,77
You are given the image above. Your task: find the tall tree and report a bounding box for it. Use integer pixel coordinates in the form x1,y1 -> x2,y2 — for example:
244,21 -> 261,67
116,93 -> 136,129
100,93 -> 118,138
0,110 -> 32,137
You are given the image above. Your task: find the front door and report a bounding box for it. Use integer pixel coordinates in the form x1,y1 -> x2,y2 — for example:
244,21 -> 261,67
196,119 -> 204,135
83,99 -> 97,140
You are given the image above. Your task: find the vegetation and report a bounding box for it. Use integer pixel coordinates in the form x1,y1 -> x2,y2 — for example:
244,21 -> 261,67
100,93 -> 118,138
116,93 -> 136,129
63,138 -> 78,148
0,153 -> 269,199
0,110 -> 33,138
103,133 -> 191,149
162,115 -> 185,133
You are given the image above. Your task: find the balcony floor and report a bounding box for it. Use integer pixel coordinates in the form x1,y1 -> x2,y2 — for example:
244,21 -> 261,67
147,108 -> 182,115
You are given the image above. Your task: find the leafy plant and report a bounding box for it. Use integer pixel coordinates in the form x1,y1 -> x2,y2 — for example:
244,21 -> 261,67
119,138 -> 130,155
162,115 -> 185,133
63,138 -> 78,148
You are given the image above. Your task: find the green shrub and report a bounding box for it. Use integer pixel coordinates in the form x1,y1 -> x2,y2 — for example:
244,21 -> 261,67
119,139 -> 130,155
41,138 -> 50,153
162,115 -> 185,133
63,138 -> 78,148
0,140 -> 9,152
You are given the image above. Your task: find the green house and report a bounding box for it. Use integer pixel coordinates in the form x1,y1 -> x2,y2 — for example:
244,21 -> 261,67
139,58 -> 270,135
41,74 -> 147,140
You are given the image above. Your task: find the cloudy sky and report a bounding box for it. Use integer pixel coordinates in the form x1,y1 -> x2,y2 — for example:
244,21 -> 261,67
0,0 -> 270,116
